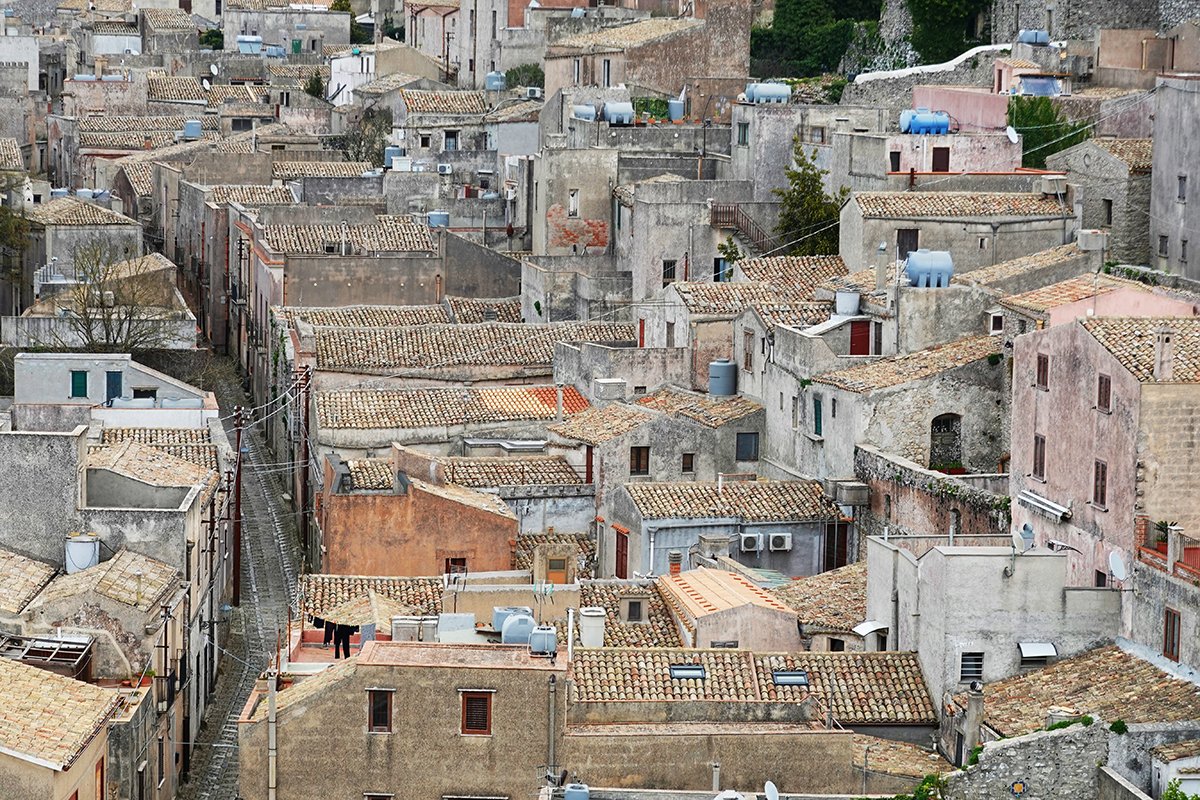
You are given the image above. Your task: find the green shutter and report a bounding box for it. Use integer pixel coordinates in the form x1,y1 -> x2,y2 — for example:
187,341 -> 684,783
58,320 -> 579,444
71,371 -> 88,398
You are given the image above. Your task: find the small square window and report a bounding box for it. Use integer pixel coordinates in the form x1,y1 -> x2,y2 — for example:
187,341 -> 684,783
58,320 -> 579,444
1160,235 -> 1169,257
735,432 -> 759,461
681,453 -> 695,473
368,690 -> 392,732
737,122 -> 749,146
710,639 -> 739,648
810,126 -> 825,144
70,370 -> 88,398
1097,374 -> 1111,412
629,446 -> 649,475
1036,353 -> 1049,390
461,692 -> 491,735
669,664 -> 705,680
960,652 -> 984,682
771,670 -> 808,686
632,385 -> 647,395
420,134 -> 431,148
829,638 -> 845,651
626,599 -> 642,622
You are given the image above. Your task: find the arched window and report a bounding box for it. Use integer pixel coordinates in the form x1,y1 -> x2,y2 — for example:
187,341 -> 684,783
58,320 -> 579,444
931,413 -> 962,469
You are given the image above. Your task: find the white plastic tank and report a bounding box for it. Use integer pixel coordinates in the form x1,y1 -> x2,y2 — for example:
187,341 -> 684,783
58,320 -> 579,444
492,605 -> 533,631
571,104 -> 596,121
904,249 -> 954,287
709,359 -> 737,396
603,101 -> 634,125
76,188 -> 93,199
668,98 -> 684,121
564,785 -> 590,800
184,119 -> 202,138
501,613 -> 536,644
384,146 -> 403,168
529,624 -> 557,655
578,606 -> 606,648
484,70 -> 506,91
64,532 -> 100,574
835,290 -> 860,316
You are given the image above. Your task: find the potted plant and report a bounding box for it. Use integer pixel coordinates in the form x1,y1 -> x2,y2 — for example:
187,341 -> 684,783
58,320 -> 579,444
1156,521 -> 1175,554
140,669 -> 155,688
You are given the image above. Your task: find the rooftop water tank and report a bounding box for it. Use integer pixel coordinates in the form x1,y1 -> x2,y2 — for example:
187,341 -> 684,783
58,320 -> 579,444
570,6 -> 585,16
835,290 -> 860,316
480,191 -> 500,199
667,98 -> 684,121
384,145 -> 403,168
64,532 -> 100,574
51,187 -> 68,197
427,210 -> 449,227
392,157 -> 413,172
709,358 -> 737,396
904,249 -> 954,287
1017,28 -> 1050,45
564,786 -> 590,800
901,108 -> 950,134
484,70 -> 506,91
604,101 -> 634,126
161,397 -> 204,408
578,607 -> 605,648
73,74 -> 96,81
76,188 -> 93,199
501,612 -> 536,644
529,625 -> 557,656
746,82 -> 790,104
184,119 -> 202,139
101,74 -> 124,82
492,605 -> 533,632
571,104 -> 596,121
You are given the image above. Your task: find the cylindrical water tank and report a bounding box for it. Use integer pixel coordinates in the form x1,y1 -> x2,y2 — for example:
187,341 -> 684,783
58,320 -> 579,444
709,359 -> 737,396
384,146 -> 402,168
427,210 -> 449,227
76,188 -> 93,199
492,605 -> 533,631
904,249 -> 954,287
51,187 -> 68,197
564,786 -> 590,800
1018,29 -> 1049,44
571,104 -> 596,121
578,606 -> 605,648
501,613 -> 536,644
900,108 -> 916,133
570,6 -> 585,16
752,83 -> 790,104
912,110 -> 949,134
667,98 -> 684,121
835,290 -> 860,316
603,101 -> 633,125
529,625 -> 557,655
184,119 -> 202,138
64,532 -> 100,574
484,70 -> 506,91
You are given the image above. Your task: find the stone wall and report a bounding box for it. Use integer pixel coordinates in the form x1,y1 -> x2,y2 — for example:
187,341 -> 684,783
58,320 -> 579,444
1108,721 -> 1200,792
944,723 -> 1109,800
1099,766 -> 1152,800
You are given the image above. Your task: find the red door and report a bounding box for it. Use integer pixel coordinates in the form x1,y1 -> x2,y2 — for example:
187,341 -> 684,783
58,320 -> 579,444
849,321 -> 871,355
615,530 -> 629,579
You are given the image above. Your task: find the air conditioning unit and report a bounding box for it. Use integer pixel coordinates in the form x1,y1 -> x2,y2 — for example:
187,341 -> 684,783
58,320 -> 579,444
526,86 -> 543,99
504,186 -> 517,201
740,533 -> 763,553
769,533 -> 792,552
437,163 -> 453,175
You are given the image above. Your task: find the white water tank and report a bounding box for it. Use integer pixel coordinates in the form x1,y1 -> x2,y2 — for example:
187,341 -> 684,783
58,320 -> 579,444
64,532 -> 100,573
529,625 -> 557,656
492,605 -> 533,632
501,613 -> 536,644
835,290 -> 860,315
578,606 -> 606,648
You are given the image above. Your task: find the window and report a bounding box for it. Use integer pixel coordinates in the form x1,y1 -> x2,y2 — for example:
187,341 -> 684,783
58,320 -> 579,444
889,151 -> 900,172
445,557 -> 467,574
884,494 -> 892,520
70,370 -> 88,398
932,147 -> 950,172
735,432 -> 759,461
736,122 -> 749,145
960,652 -> 984,682
461,692 -> 492,735
444,130 -> 459,151
547,558 -> 567,584
1183,239 -> 1189,265
714,257 -> 730,281
468,59 -> 475,72
791,396 -> 798,428
1036,353 -> 1049,390
743,330 -> 754,370
979,237 -> 988,250
813,397 -> 823,436
573,58 -> 580,84
662,259 -> 676,287
772,670 -> 808,685
876,632 -> 888,651
1095,569 -> 1108,588
420,134 -> 431,148
133,387 -> 158,400
1160,235 -> 1169,257
1102,198 -> 1112,226
1180,175 -> 1188,202
633,385 -> 646,395
1093,460 -> 1107,508
669,664 -> 705,680
949,508 -> 961,537
602,58 -> 611,88
1097,374 -> 1111,412
831,398 -> 837,418
629,446 -> 649,475
280,90 -> 290,107
157,736 -> 165,786
711,640 -> 738,648
829,638 -> 845,651
681,453 -> 695,473
626,599 -> 643,622
231,118 -> 252,133
568,189 -> 579,217
810,126 -> 825,144
991,313 -> 1004,333
1165,608 -> 1181,661
665,321 -> 674,347
1032,434 -> 1046,480
369,689 -> 393,732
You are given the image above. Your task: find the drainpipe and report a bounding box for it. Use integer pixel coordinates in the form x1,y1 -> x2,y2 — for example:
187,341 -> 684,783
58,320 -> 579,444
267,664 -> 278,800
990,222 -> 999,266
547,674 -> 557,778
567,607 -> 575,663
647,528 -> 656,576
712,763 -> 720,791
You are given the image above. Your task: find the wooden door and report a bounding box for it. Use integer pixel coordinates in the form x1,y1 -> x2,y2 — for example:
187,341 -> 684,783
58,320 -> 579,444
615,531 -> 628,579
849,320 -> 871,355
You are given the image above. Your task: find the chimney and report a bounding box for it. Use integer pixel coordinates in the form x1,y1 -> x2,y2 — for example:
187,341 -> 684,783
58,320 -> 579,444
668,550 -> 682,575
962,683 -> 985,763
1155,324 -> 1175,381
555,383 -> 564,421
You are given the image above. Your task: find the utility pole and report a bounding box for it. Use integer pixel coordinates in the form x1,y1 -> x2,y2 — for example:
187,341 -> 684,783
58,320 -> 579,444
233,405 -> 244,607
299,366 -> 312,561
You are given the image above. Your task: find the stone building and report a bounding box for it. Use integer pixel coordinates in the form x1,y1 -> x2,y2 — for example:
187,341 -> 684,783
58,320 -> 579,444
1045,138 -> 1152,265
1150,76 -> 1200,279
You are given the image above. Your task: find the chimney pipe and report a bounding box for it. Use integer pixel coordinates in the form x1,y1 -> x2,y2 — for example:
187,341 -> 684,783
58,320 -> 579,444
555,383 -> 564,421
668,549 -> 682,575
963,683 -> 985,764
1155,324 -> 1175,382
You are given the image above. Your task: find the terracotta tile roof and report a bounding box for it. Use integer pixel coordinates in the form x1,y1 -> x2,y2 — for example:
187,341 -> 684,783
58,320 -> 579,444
261,217 -> 434,254
299,574 -> 443,618
752,302 -> 836,330
286,304 -> 450,327
207,84 -> 268,106
999,273 -> 1149,313
756,651 -> 936,723
408,0 -> 459,8
93,19 -> 138,34
659,568 -> 793,619
320,588 -> 421,627
354,72 -> 421,96
315,322 -> 635,372
209,185 -> 296,206
143,8 -> 195,28
548,403 -> 651,445
270,161 -> 375,180
486,99 -> 543,123
950,242 -> 1083,287
59,0 -> 129,9
400,89 -> 489,115
513,532 -> 595,576
1093,138 -> 1153,172
0,138 -> 23,172
116,123 -> 279,166
572,648 -> 764,701
81,116 -> 219,133
1083,317 -> 1200,383
673,281 -> 786,316
82,131 -> 220,149
625,480 -> 839,522
28,549 -> 178,613
997,57 -> 1041,69
853,192 -> 1066,218
98,427 -> 219,473
28,197 -> 135,226
445,296 -> 522,323
250,657 -> 357,721
634,388 -> 762,428
1151,739 -> 1200,762
323,40 -> 400,57
267,64 -> 331,81
960,644 -> 1200,737
771,561 -> 866,633
813,335 -> 1001,393
0,657 -> 121,770
575,581 -> 683,647
120,162 -> 154,197
853,734 -> 953,777
554,18 -> 703,51
89,440 -> 218,504
443,455 -> 582,487
147,75 -> 206,102
0,547 -> 56,614
316,385 -> 588,430
737,255 -> 847,299
818,267 -> 887,295
613,173 -> 687,208
346,458 -> 390,490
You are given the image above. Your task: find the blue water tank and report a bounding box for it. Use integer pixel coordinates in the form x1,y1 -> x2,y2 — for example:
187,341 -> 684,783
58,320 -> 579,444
529,625 -> 557,655
427,210 -> 450,227
604,101 -> 634,125
748,82 -> 790,104
384,146 -> 403,167
51,187 -> 68,197
709,359 -> 737,396
570,6 -> 585,16
76,188 -> 93,199
564,786 -> 590,800
73,74 -> 96,81
481,191 -> 500,199
492,606 -> 533,631
904,249 -> 954,287
501,613 -> 536,644
184,119 -> 202,139
902,108 -> 950,134
1017,29 -> 1049,45
571,104 -> 596,121
667,98 -> 684,121
485,70 -> 506,91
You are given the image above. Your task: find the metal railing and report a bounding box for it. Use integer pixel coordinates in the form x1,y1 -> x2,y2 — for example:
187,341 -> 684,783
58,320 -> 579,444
710,203 -> 776,254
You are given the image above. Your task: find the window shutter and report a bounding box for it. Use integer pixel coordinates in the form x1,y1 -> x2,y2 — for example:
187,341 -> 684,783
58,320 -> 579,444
463,694 -> 490,733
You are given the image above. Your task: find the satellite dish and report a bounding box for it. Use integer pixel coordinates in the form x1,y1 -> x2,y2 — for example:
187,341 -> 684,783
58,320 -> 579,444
1006,125 -> 1019,144
1109,551 -> 1127,582
765,781 -> 779,800
210,63 -> 219,76
1011,530 -> 1027,553
202,77 -> 211,90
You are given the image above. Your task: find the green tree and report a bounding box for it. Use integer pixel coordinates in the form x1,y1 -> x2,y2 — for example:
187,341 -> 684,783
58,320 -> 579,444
329,0 -> 370,42
505,63 -> 544,89
1007,95 -> 1091,169
717,236 -> 743,267
752,0 -> 878,77
772,138 -> 849,256
199,29 -> 223,49
907,0 -> 988,64
382,15 -> 404,41
334,107 -> 393,165
303,72 -> 325,99
1162,780 -> 1200,800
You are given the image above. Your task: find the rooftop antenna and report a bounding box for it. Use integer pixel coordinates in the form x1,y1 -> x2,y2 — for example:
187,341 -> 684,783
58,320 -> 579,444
1006,125 -> 1019,144
1108,551 -> 1127,586
765,781 -> 779,800
1004,529 -> 1027,577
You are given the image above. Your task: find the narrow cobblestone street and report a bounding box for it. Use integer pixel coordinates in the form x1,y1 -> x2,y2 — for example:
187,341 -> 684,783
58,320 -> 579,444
179,379 -> 302,800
